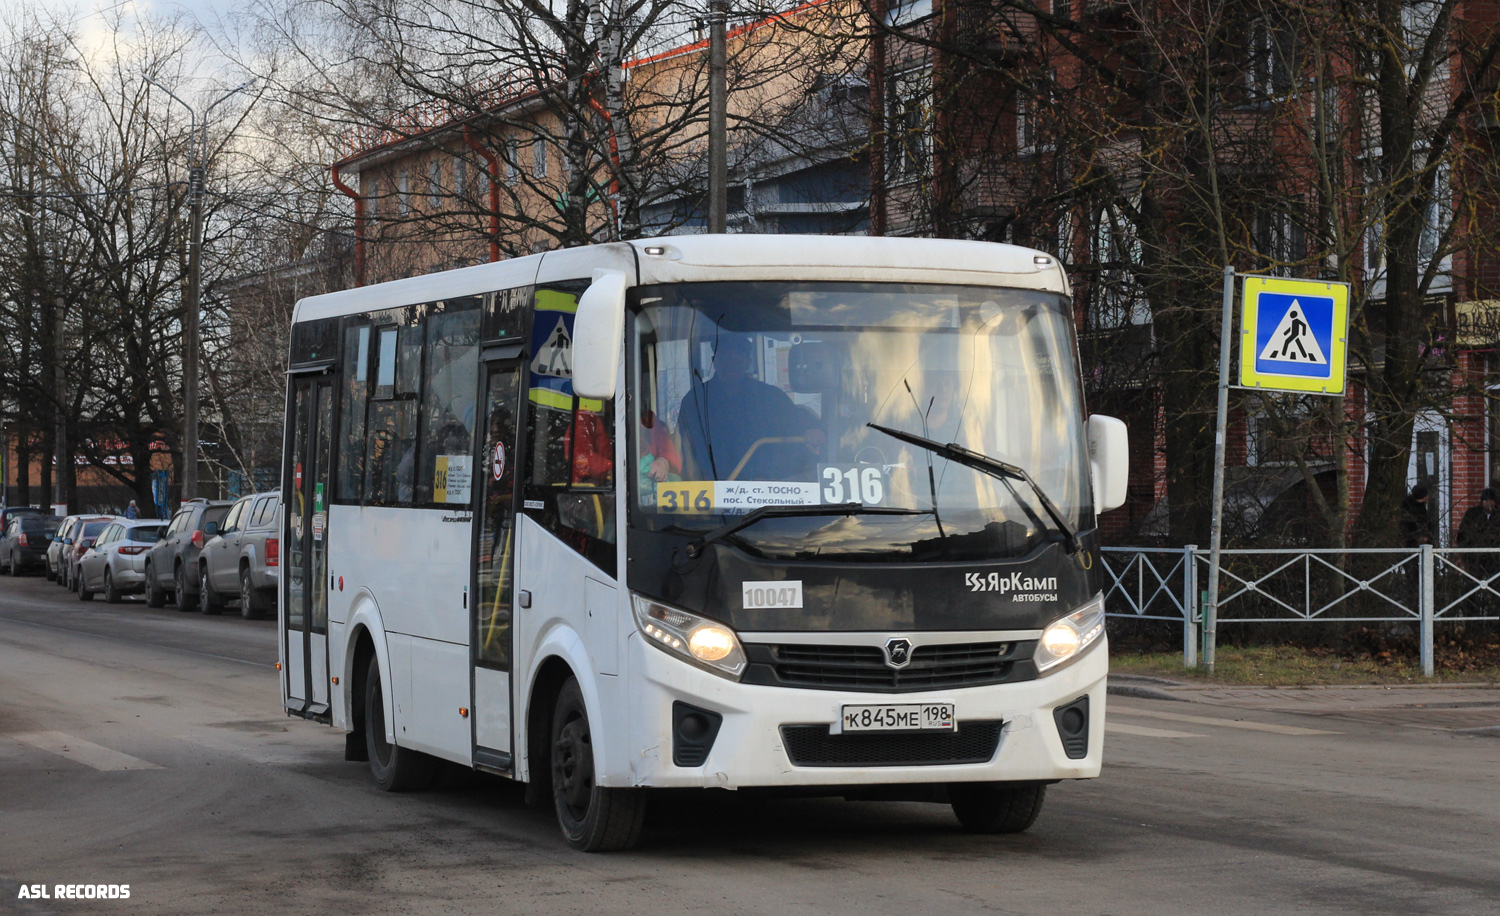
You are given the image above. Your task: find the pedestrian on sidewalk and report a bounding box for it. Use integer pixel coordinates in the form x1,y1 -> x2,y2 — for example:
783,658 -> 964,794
1400,484 -> 1434,547
1458,488 -> 1500,616
124,500 -> 140,520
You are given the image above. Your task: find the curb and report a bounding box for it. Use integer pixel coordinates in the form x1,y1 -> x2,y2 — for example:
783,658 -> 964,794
1106,683 -> 1190,702
1108,673 -> 1190,687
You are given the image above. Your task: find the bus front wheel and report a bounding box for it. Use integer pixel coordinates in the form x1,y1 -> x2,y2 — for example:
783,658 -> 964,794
550,677 -> 645,852
363,655 -> 436,792
949,782 -> 1046,834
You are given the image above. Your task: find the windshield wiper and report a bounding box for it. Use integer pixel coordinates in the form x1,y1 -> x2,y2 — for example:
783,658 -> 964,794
685,502 -> 928,558
867,422 -> 1081,554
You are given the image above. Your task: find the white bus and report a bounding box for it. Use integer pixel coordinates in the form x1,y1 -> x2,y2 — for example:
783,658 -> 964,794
280,235 -> 1127,850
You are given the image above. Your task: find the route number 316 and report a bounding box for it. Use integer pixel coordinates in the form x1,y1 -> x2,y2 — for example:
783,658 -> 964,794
822,466 -> 884,505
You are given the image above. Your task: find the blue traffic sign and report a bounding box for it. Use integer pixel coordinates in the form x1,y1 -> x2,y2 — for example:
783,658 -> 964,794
1240,277 -> 1349,394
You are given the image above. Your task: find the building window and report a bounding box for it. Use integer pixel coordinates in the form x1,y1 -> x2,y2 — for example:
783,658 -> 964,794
884,0 -> 932,27
476,160 -> 492,203
506,139 -> 520,185
533,137 -> 548,179
365,178 -> 378,219
1016,71 -> 1056,155
1088,205 -> 1148,330
887,68 -> 930,180
429,159 -> 443,209
1246,396 -> 1313,467
1253,210 -> 1308,276
1247,17 -> 1297,102
398,170 -> 411,216
452,155 -> 466,198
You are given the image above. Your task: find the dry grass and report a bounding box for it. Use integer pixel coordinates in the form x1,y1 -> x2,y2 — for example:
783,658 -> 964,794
1110,644 -> 1500,686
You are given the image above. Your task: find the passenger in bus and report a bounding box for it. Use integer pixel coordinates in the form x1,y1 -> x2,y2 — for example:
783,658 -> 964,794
676,336 -> 824,481
640,409 -> 683,483
564,408 -> 613,486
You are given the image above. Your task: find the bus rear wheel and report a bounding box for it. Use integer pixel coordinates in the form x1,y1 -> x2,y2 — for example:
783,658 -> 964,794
949,782 -> 1046,834
363,655 -> 436,792
550,677 -> 645,852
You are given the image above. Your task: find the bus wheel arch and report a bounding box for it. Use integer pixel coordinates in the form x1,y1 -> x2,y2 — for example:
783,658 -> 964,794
525,656 -> 575,802
346,626 -> 378,761
344,594 -> 394,746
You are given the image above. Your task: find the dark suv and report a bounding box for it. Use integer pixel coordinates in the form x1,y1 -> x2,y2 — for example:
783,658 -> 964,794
143,499 -> 232,610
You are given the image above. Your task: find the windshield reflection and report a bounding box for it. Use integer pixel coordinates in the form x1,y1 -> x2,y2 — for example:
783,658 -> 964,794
629,281 -> 1091,560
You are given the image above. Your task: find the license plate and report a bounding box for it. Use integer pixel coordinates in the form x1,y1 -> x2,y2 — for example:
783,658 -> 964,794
839,703 -> 955,733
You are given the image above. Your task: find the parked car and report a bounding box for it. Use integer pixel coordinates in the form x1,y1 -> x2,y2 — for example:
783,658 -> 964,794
61,517 -> 120,590
143,499 -> 232,611
1,514 -> 62,575
46,516 -> 82,582
0,505 -> 48,536
200,491 -> 281,618
75,520 -> 168,602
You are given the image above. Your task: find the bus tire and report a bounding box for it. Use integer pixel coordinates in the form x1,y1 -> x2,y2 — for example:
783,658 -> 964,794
949,782 -> 1046,834
363,655 -> 436,792
550,677 -> 645,852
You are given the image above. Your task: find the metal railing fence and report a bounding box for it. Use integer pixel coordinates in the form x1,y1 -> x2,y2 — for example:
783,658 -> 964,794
1101,545 -> 1500,676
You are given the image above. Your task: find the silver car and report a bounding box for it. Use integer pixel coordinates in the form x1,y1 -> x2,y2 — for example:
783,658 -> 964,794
199,490 -> 282,619
75,520 -> 168,603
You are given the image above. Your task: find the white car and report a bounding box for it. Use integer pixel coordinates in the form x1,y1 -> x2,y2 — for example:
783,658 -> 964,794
75,520 -> 168,603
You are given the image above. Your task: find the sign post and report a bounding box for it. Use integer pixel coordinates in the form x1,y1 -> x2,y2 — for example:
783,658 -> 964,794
1204,271 -> 1349,674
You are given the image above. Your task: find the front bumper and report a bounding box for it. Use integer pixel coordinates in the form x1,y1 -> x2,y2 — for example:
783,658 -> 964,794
621,632 -> 1106,789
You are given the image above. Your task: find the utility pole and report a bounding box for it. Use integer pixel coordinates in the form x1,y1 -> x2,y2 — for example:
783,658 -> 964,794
146,77 -> 253,503
707,0 -> 728,234
53,297 -> 67,514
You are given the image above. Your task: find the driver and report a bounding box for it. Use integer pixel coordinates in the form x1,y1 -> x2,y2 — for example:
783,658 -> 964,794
676,335 -> 825,480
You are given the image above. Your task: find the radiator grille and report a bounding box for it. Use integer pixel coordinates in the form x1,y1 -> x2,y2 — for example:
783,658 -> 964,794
779,721 -> 1003,767
743,641 -> 1032,692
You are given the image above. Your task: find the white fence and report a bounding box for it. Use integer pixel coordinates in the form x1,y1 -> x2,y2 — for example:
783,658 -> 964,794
1101,545 -> 1500,676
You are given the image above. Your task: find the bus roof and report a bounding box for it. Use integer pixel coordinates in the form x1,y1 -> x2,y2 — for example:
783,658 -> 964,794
290,235 -> 1069,325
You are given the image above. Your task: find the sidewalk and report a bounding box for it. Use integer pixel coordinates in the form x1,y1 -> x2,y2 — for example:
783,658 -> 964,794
1108,674 -> 1500,733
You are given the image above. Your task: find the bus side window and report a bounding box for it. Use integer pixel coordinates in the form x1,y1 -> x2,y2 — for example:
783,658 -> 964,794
338,323 -> 371,503
416,299 -> 480,505
524,281 -> 616,572
364,316 -> 423,506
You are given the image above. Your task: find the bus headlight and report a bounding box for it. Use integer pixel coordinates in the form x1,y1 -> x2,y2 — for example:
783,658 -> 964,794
1034,593 -> 1106,674
632,595 -> 747,679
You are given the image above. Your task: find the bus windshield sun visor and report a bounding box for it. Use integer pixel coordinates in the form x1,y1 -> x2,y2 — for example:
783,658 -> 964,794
684,502 -> 927,558
866,422 -> 1080,555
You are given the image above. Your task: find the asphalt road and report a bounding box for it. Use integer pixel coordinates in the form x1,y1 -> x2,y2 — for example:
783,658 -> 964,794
0,572 -> 1496,916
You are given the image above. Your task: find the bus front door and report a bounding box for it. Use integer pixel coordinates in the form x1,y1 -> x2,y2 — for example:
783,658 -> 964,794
471,361 -> 523,769
283,375 -> 334,719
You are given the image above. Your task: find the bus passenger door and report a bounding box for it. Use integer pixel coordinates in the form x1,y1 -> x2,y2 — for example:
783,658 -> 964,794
283,375 -> 334,719
472,361 -> 523,768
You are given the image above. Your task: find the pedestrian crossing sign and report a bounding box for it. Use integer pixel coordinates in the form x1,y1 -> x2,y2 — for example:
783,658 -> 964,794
1239,276 -> 1349,394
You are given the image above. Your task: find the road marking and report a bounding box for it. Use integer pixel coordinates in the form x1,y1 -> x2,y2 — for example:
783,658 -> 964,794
1111,706 -> 1341,736
1107,722 -> 1205,739
10,731 -> 162,771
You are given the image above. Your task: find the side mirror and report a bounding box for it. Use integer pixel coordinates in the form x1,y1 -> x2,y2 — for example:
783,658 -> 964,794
1087,414 -> 1129,514
571,269 -> 628,400
204,521 -> 219,536
81,538 -> 96,549
64,538 -> 73,546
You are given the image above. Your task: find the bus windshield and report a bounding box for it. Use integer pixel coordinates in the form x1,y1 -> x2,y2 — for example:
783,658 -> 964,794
629,281 -> 1093,560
